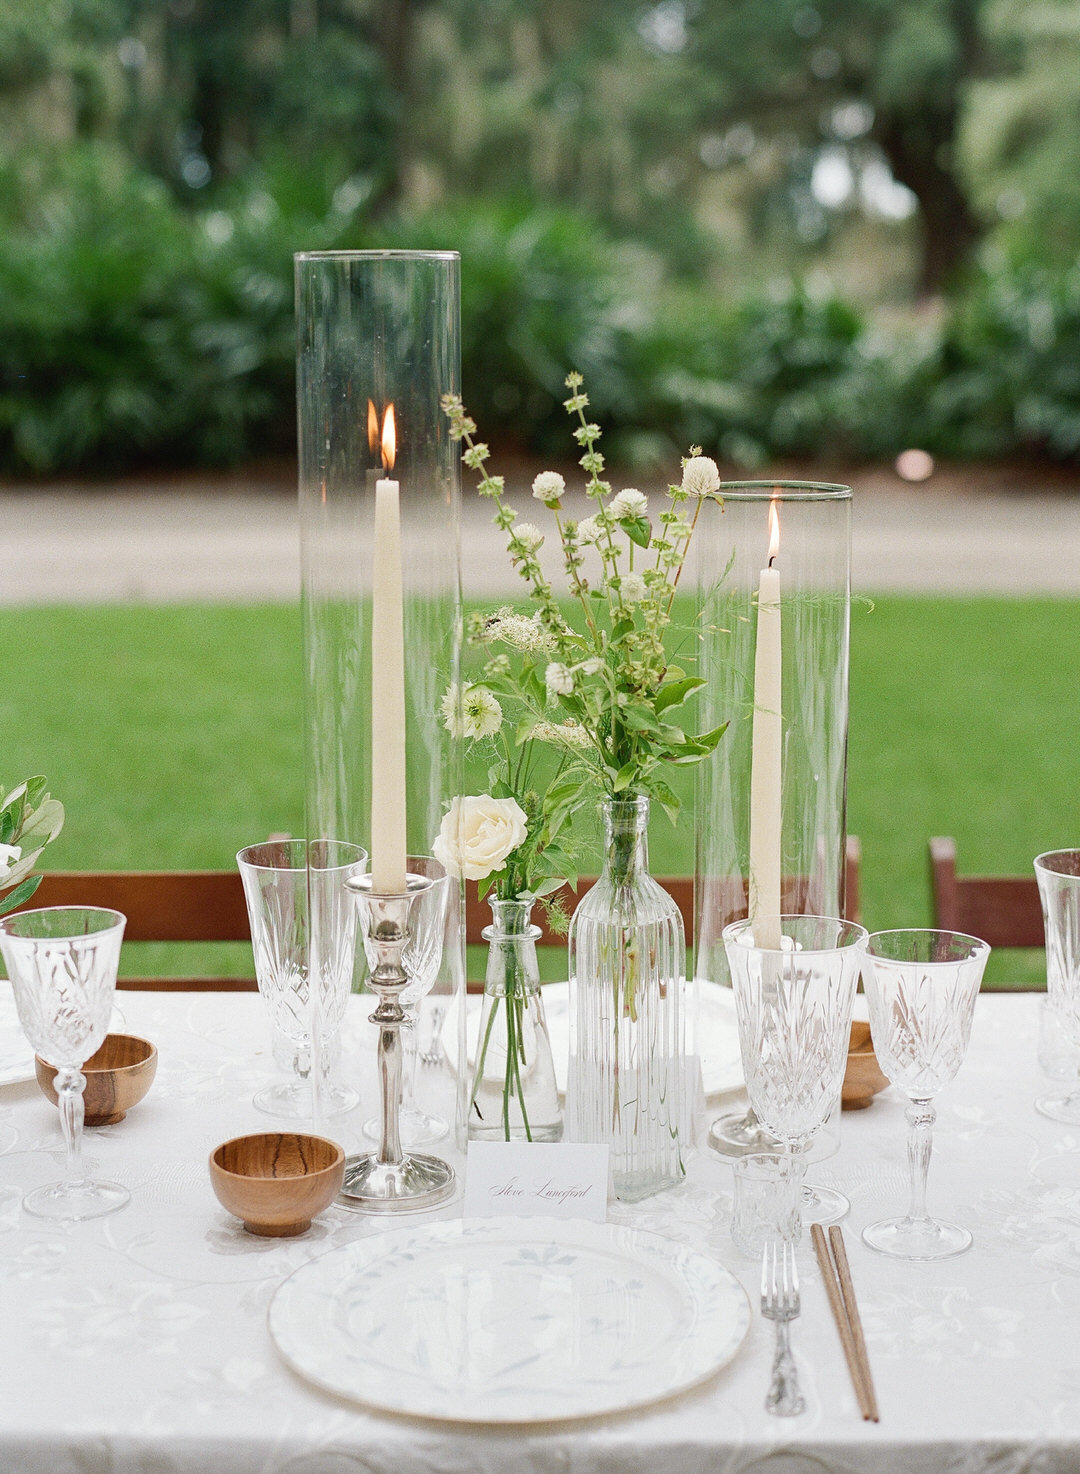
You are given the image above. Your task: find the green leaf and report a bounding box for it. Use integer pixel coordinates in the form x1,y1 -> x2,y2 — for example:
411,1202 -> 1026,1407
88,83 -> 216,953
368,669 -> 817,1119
23,776 -> 47,809
655,676 -> 706,714
20,799 -> 64,847
623,517 -> 651,549
0,875 -> 41,916
612,761 -> 638,792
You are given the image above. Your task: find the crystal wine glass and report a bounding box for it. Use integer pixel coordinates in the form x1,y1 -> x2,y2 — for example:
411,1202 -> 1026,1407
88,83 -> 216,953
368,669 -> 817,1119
362,855 -> 450,1147
862,928 -> 989,1260
0,906 -> 129,1220
237,839 -> 367,1118
1034,850 -> 1080,1123
724,914 -> 868,1227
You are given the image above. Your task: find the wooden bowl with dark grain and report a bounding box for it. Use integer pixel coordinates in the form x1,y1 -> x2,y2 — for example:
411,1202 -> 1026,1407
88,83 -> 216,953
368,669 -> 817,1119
209,1132 -> 345,1237
36,1033 -> 158,1126
841,1019 -> 890,1110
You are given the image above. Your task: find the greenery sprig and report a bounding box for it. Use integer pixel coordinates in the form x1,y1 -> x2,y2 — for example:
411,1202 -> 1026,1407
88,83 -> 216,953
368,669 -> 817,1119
442,375 -> 728,821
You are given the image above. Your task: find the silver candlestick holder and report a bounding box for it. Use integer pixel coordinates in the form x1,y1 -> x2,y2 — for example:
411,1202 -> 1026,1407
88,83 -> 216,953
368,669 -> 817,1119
339,871 -> 456,1211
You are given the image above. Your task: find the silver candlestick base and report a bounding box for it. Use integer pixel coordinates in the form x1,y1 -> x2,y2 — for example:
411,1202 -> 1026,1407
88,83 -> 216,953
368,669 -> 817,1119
339,872 -> 455,1212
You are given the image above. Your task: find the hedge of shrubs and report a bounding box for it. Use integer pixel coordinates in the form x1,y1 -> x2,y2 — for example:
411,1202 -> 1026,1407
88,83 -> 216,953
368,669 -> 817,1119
2,144 -> 1079,475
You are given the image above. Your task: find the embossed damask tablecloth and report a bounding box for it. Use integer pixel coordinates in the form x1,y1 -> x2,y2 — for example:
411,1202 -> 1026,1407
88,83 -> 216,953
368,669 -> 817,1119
1,989 -> 1079,1474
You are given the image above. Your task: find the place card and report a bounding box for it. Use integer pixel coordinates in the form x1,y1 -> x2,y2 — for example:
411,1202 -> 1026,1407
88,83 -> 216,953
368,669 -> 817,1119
464,1142 -> 609,1222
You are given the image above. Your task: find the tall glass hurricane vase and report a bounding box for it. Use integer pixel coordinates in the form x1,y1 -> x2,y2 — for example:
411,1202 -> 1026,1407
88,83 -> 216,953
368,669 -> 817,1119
295,250 -> 466,1149
567,797 -> 687,1201
695,483 -> 852,1157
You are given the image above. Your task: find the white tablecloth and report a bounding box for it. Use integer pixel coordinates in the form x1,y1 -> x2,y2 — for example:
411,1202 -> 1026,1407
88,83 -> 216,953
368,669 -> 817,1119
0,990 -> 1078,1474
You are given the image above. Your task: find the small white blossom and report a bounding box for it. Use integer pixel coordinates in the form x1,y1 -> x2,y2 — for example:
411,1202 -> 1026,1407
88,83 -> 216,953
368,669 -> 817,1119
0,843 -> 21,869
609,488 -> 648,519
531,470 -> 565,505
509,522 -> 544,554
440,683 -> 502,739
530,720 -> 592,748
485,609 -> 555,654
576,515 -> 602,545
681,455 -> 721,498
545,662 -> 574,696
577,657 -> 604,676
618,572 -> 648,603
463,686 -> 502,739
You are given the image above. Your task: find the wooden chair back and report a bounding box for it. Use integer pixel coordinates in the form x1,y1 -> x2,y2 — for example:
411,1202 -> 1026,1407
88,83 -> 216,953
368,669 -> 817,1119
465,835 -> 862,945
929,836 -> 1044,949
13,870 -> 256,991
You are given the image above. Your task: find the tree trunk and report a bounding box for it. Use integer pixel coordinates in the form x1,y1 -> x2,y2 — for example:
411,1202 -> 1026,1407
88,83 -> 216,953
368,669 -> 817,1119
876,111 -> 982,297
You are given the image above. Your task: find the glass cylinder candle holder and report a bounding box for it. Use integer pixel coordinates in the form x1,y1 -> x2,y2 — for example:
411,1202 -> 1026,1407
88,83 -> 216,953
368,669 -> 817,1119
693,483 -> 851,1155
296,250 -> 466,1155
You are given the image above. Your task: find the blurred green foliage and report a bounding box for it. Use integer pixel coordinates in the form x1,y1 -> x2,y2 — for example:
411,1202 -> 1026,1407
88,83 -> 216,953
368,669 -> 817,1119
1,0 -> 1079,472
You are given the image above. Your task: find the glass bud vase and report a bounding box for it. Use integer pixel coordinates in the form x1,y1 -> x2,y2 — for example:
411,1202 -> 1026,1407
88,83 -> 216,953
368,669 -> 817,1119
469,896 -> 562,1143
567,797 -> 687,1200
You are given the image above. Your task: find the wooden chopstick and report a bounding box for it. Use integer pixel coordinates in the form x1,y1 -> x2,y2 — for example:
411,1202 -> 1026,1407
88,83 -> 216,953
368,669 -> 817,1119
828,1226 -> 880,1422
810,1223 -> 879,1421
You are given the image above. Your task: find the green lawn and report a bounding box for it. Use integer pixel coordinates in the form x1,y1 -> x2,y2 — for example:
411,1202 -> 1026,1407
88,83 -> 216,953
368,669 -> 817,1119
3,596 -> 1075,985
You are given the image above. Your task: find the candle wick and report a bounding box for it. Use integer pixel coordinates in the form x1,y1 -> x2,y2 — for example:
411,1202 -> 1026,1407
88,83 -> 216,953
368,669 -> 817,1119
768,554 -> 777,569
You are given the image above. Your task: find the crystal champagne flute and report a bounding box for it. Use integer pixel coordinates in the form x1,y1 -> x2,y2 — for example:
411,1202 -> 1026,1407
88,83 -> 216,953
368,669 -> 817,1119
724,915 -> 867,1227
862,928 -> 989,1260
0,906 -> 129,1220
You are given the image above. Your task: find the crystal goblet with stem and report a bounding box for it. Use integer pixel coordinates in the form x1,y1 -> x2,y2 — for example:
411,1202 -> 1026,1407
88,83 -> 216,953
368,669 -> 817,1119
0,906 -> 129,1220
237,839 -> 367,1121
724,915 -> 868,1228
862,928 -> 989,1260
1034,850 -> 1080,1123
362,855 -> 450,1147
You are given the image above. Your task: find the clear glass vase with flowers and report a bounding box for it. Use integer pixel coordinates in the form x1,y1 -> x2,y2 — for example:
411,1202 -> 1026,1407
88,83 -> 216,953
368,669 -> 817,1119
442,379 -> 727,1197
433,645 -> 582,1142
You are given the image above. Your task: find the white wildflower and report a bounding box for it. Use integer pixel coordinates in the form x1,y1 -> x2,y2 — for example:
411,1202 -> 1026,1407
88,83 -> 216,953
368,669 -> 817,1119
576,515 -> 602,545
532,470 -> 566,505
681,455 -> 721,498
0,843 -> 21,869
433,796 -> 527,881
618,572 -> 648,603
609,488 -> 648,519
509,522 -> 544,554
576,657 -> 604,676
486,609 -> 555,654
441,682 -> 501,738
530,720 -> 592,748
545,662 -> 574,696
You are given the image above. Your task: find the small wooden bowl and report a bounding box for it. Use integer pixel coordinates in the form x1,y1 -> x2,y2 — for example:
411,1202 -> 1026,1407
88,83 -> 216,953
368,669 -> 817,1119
36,1033 -> 158,1126
209,1132 -> 345,1237
841,1020 -> 889,1110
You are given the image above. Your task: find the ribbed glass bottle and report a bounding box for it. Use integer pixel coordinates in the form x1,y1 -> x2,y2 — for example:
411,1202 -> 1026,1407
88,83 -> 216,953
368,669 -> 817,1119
469,896 -> 562,1143
566,797 -> 687,1200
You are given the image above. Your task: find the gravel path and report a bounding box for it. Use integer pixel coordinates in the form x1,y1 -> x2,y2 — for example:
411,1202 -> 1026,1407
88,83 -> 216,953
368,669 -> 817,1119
2,463 -> 1078,603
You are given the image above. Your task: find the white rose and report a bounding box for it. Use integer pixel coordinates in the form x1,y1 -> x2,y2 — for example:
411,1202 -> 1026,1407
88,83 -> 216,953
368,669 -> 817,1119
681,455 -> 721,497
532,470 -> 566,505
432,796 -> 528,881
609,488 -> 648,519
0,844 -> 21,869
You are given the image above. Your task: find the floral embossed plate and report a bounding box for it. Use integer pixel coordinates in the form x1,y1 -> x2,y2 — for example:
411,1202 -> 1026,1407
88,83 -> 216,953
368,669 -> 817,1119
269,1217 -> 750,1423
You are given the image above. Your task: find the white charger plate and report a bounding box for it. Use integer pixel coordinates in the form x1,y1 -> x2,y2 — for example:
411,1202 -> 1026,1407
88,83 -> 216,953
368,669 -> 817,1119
269,1217 -> 750,1423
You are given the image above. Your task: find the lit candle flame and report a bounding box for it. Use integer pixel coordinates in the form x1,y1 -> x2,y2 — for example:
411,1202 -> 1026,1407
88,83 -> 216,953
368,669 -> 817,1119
367,399 -> 379,454
381,403 -> 396,472
768,498 -> 780,564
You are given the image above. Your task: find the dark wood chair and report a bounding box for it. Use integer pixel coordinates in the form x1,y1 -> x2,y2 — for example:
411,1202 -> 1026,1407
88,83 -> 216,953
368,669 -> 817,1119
929,836 -> 1044,949
465,835 -> 862,946
15,870 -> 256,991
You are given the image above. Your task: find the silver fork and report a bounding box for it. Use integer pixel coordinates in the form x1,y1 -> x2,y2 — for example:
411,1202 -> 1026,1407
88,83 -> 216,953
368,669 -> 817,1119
418,1003 -> 447,1068
760,1240 -> 806,1417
